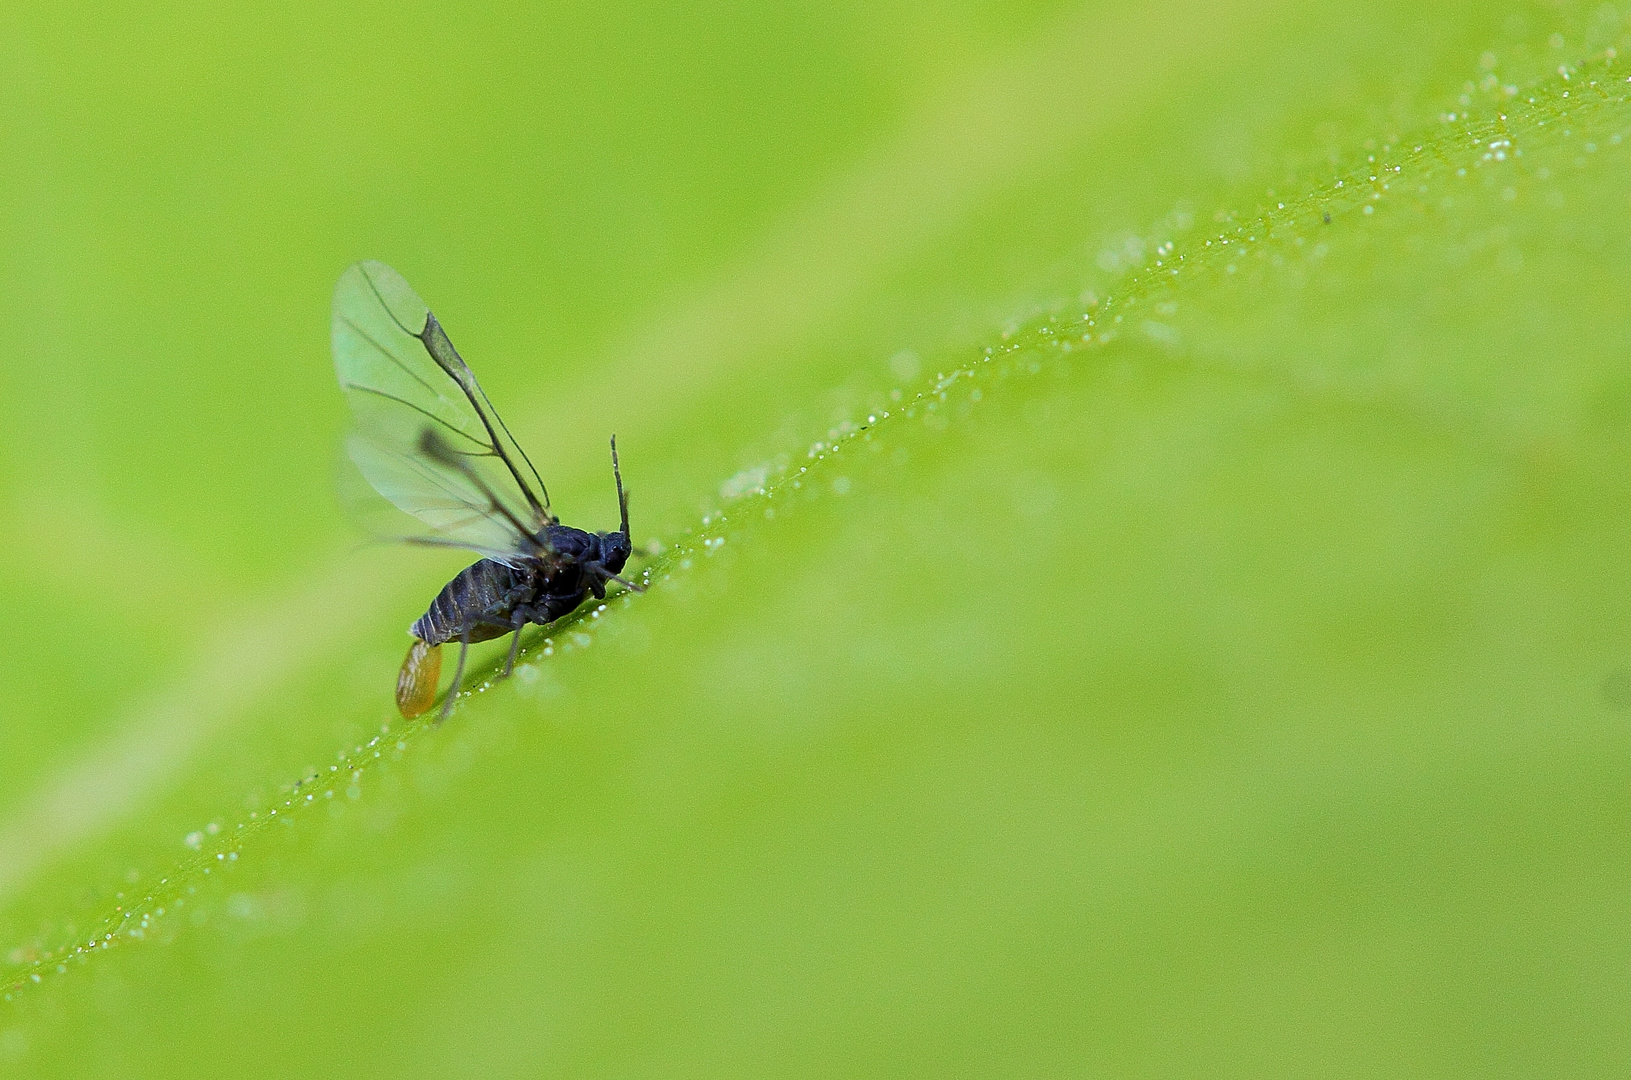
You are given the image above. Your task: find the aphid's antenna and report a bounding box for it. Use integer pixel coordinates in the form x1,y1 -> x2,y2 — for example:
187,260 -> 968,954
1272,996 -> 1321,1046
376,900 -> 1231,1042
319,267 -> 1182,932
610,434 -> 631,537
605,435 -> 646,594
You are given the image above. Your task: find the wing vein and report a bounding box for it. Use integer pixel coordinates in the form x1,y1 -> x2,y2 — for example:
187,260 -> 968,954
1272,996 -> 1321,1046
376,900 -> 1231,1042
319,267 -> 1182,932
334,261 -> 557,559
417,314 -> 552,523
337,314 -> 447,402
342,385 -> 490,451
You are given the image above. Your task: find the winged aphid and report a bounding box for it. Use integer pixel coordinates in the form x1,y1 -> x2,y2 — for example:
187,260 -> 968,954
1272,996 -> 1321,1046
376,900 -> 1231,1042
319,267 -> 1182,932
332,261 -> 641,720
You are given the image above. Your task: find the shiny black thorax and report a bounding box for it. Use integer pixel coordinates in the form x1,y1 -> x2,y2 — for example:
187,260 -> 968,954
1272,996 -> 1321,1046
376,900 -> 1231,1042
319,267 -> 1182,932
410,524 -> 632,647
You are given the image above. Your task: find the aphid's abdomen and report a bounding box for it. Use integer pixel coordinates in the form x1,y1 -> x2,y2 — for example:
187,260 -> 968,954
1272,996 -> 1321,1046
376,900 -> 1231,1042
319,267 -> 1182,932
397,639 -> 442,718
411,558 -> 521,646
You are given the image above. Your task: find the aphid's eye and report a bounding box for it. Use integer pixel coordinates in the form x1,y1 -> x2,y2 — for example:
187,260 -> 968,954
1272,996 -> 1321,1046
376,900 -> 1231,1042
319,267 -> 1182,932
396,640 -> 443,718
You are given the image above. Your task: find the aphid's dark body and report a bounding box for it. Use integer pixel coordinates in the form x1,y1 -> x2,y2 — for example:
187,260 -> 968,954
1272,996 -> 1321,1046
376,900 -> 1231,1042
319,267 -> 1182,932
401,510 -> 636,720
412,525 -> 632,649
332,260 -> 642,721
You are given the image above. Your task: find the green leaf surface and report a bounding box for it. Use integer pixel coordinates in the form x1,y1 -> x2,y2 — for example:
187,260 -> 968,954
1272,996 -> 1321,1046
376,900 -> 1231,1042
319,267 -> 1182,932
4,1 -> 1631,1076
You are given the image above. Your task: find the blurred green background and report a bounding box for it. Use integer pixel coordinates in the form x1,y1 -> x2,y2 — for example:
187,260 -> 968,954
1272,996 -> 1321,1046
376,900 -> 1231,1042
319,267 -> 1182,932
4,0 -> 1631,1075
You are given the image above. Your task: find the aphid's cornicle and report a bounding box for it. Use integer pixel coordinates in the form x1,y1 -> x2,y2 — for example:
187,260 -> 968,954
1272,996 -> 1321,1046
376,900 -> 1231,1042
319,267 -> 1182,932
332,261 -> 641,721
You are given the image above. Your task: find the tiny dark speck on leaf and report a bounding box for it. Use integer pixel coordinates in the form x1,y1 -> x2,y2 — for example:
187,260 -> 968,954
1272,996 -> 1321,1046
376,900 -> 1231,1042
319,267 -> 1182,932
1323,212 -> 1332,224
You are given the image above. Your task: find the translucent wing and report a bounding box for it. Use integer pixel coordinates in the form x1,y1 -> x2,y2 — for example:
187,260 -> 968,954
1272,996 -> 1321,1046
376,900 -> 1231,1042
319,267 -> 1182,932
332,261 -> 553,559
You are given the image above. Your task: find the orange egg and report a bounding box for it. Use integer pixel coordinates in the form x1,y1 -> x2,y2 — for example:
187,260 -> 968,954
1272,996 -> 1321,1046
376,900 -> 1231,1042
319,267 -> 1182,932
395,639 -> 442,718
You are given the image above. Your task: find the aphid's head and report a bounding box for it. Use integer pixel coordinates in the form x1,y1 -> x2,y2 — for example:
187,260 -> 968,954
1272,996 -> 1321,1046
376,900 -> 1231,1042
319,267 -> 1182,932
598,530 -> 632,575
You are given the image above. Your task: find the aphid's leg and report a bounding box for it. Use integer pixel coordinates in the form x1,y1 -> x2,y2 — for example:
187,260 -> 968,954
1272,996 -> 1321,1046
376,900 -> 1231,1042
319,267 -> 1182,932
586,564 -> 646,594
607,571 -> 646,594
439,631 -> 471,723
502,612 -> 527,677
498,604 -> 555,677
